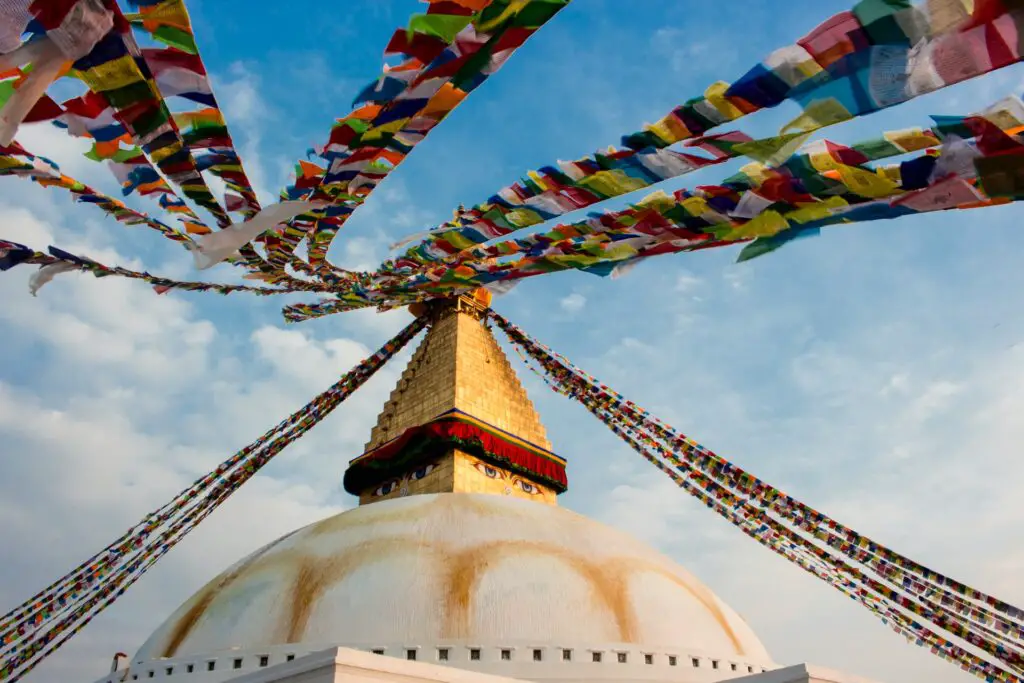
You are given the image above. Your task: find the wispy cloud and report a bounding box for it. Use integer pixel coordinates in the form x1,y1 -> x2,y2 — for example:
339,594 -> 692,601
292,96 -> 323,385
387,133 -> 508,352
3,2 -> 1024,683
559,292 -> 586,314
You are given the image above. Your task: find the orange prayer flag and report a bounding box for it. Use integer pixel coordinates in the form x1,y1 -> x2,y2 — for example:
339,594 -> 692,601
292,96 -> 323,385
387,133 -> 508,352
958,196 -> 1011,210
184,222 -> 212,235
36,176 -> 69,189
136,180 -> 167,195
375,149 -> 405,165
420,82 -> 466,118
343,103 -> 382,122
298,160 -> 324,178
388,59 -> 423,74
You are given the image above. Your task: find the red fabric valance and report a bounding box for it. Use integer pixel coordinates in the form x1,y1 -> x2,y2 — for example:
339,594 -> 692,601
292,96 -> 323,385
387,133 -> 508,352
344,411 -> 567,494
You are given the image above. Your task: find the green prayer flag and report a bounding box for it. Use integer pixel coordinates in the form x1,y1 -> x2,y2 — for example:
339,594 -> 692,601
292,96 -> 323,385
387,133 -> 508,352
408,14 -> 473,43
853,0 -> 914,44
0,80 -> 15,110
84,146 -> 142,163
152,25 -> 198,54
852,137 -> 903,161
975,154 -> 1024,198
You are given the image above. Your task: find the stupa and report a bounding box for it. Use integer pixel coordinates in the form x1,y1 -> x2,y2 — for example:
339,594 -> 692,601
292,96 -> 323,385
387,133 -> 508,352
89,292 -> 884,683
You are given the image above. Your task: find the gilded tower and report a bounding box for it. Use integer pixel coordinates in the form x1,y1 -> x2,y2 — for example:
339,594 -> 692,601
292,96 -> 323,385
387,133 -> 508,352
343,289 -> 568,506
124,292 -> 777,683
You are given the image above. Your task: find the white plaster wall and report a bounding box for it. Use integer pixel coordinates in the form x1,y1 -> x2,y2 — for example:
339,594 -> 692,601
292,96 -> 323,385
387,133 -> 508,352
133,495 -> 770,667
95,642 -> 771,683
94,650 -> 882,683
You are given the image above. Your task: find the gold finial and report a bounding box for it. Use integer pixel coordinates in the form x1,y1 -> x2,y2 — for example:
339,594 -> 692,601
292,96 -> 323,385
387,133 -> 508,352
409,288 -> 493,321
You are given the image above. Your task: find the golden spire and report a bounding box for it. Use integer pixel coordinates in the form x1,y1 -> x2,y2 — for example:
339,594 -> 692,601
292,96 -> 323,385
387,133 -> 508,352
344,290 -> 566,507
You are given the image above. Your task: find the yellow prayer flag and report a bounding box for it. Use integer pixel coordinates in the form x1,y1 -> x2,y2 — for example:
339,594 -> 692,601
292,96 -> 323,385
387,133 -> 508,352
635,189 -> 676,212
505,208 -> 544,228
877,164 -> 902,186
138,0 -> 191,32
884,127 -> 940,153
363,117 -> 409,141
786,196 -> 848,224
836,164 -> 899,198
149,141 -> 184,164
680,196 -> 711,217
704,82 -> 744,121
577,169 -> 649,197
780,97 -> 853,134
0,157 -> 29,171
80,55 -> 143,93
527,170 -> 551,192
808,146 -> 841,173
726,210 -> 790,240
738,161 -> 773,186
734,132 -> 811,166
647,115 -> 690,145
593,242 -> 638,261
438,230 -> 476,251
174,108 -> 225,128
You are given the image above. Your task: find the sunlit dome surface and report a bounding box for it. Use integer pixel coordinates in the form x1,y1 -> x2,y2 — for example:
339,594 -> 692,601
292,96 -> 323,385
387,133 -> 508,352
134,493 -> 772,678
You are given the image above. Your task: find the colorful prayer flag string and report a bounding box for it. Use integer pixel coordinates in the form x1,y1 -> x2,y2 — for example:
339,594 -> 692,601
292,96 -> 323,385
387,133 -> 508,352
388,0 -> 1024,269
279,98 -> 1024,321
67,5 -> 232,226
0,240 -> 341,297
0,315 -> 427,683
0,142 -> 199,248
490,311 -> 1024,682
265,0 -> 572,279
125,0 -> 264,216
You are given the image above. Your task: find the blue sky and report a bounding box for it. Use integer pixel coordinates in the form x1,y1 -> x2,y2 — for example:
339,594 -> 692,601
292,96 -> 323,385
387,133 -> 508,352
2,2 -> 1024,682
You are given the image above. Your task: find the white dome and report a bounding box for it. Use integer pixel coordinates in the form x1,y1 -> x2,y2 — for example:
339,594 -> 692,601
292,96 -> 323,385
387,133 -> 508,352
132,494 -> 772,681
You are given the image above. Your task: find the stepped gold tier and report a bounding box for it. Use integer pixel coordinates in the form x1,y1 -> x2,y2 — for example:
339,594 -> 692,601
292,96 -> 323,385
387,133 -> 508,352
93,292 -> 884,683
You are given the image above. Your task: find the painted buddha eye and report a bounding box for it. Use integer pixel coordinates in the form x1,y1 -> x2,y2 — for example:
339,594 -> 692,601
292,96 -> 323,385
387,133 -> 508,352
374,479 -> 400,497
514,479 -> 540,495
410,464 -> 435,481
473,462 -> 501,479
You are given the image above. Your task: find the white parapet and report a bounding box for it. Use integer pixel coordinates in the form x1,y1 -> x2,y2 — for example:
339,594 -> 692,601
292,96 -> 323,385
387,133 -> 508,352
725,663 -> 885,683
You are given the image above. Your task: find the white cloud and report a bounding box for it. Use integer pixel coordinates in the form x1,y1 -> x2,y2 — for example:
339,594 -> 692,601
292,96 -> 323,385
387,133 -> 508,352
652,28 -> 735,77
525,225 -> 1024,683
675,271 -> 702,293
559,292 -> 586,313
562,336 -> 1024,681
212,62 -> 277,206
252,325 -> 371,390
4,6 -> 1024,683
0,189 -> 411,681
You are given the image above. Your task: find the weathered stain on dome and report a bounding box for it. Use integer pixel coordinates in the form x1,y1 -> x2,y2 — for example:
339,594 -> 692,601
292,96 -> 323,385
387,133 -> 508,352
136,494 -> 769,664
